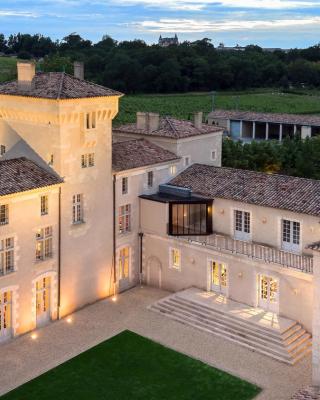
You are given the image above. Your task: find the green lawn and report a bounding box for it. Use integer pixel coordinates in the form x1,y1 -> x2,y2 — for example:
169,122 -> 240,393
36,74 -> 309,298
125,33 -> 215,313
1,330 -> 260,400
115,91 -> 320,125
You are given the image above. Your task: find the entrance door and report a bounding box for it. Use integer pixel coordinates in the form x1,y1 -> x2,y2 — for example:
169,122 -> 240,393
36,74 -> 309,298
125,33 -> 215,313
210,261 -> 227,294
259,275 -> 279,313
36,277 -> 51,327
0,291 -> 12,342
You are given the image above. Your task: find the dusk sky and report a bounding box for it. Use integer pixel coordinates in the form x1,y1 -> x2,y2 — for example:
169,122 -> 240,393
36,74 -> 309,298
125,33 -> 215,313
1,0 -> 320,48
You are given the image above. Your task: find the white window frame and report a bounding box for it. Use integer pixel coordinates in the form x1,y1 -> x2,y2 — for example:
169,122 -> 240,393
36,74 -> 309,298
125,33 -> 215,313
183,156 -> 191,167
233,208 -> 251,241
118,204 -> 131,234
81,153 -> 95,168
169,247 -> 181,271
40,195 -> 48,216
85,112 -> 97,130
170,165 -> 177,176
0,237 -> 14,276
281,218 -> 301,253
147,171 -> 154,188
207,258 -> 228,296
118,246 -> 131,281
72,194 -> 84,224
0,204 -> 8,225
36,227 -> 53,261
122,177 -> 128,195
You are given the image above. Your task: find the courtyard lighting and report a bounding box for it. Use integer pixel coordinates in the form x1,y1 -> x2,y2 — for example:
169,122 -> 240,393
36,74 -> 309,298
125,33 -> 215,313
31,332 -> 38,340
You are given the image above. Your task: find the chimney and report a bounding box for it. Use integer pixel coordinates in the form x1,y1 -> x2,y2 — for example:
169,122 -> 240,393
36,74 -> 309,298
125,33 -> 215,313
74,61 -> 84,80
148,113 -> 160,132
17,61 -> 35,90
194,112 -> 203,130
136,112 -> 148,130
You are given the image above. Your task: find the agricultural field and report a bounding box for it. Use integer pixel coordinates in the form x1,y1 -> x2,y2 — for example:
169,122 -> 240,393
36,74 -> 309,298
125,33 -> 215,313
0,56 -> 17,82
115,90 -> 320,125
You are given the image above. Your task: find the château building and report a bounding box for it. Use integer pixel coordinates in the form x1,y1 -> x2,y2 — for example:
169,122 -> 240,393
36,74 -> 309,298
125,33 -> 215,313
1,61 -> 320,387
158,34 -> 179,47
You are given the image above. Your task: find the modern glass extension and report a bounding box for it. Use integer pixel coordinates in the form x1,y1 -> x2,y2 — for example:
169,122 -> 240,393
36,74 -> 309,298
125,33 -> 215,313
169,202 -> 213,236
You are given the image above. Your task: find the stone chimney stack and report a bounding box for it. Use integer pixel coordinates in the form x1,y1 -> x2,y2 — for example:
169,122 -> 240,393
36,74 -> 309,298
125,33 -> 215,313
17,61 -> 35,90
194,112 -> 203,130
137,112 -> 148,130
74,61 -> 84,80
148,113 -> 160,132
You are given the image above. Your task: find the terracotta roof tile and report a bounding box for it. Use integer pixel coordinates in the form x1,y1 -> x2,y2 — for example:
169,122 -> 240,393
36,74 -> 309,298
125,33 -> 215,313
0,72 -> 122,99
114,116 -> 222,139
112,139 -> 180,172
208,109 -> 320,127
170,164 -> 320,217
0,158 -> 63,196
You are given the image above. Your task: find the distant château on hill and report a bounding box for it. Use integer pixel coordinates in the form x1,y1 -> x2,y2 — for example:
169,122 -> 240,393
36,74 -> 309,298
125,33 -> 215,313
158,34 -> 179,47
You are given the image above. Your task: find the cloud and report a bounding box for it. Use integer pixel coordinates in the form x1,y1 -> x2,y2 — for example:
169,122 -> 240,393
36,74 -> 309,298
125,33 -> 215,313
0,10 -> 38,17
131,16 -> 320,32
111,0 -> 320,11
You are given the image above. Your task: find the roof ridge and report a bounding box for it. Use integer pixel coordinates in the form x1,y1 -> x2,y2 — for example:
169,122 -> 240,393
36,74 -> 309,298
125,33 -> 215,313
165,116 -> 179,138
57,72 -> 65,99
63,72 -> 123,96
192,163 -> 320,184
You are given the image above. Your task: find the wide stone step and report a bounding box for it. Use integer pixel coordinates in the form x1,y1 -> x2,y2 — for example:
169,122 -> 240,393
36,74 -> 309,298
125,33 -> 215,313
149,294 -> 312,364
160,299 -> 289,349
150,304 -> 293,364
175,294 -> 297,337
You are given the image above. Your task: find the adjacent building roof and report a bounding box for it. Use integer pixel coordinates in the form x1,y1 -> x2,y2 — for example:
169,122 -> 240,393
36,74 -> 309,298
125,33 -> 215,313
169,164 -> 320,217
0,157 -> 63,196
114,116 -> 222,140
208,109 -> 320,127
112,139 -> 180,172
0,72 -> 122,100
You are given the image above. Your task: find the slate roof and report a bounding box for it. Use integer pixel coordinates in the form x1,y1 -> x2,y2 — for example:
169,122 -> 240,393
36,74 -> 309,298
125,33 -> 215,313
114,116 -> 222,139
0,158 -> 63,196
208,109 -> 320,127
169,164 -> 320,217
112,139 -> 180,172
0,72 -> 122,99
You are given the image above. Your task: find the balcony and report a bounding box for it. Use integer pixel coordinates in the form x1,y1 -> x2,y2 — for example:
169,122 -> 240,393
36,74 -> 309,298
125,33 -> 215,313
179,233 -> 313,274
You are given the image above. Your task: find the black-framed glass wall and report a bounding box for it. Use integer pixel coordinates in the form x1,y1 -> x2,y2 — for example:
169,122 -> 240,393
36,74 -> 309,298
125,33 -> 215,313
169,202 -> 213,236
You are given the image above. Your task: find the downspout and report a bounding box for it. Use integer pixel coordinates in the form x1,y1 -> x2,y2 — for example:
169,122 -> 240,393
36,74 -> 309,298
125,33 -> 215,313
139,232 -> 144,286
113,174 -> 117,296
57,186 -> 62,319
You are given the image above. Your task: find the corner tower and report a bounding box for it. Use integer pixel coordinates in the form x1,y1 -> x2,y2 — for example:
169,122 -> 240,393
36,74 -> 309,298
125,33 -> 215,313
0,61 -> 122,317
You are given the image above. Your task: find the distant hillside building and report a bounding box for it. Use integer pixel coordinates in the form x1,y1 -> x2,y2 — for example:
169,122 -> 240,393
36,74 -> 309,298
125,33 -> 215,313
158,34 -> 179,47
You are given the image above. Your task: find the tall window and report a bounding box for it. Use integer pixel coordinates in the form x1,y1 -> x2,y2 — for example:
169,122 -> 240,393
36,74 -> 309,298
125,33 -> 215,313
122,177 -> 128,195
169,203 -> 212,236
81,153 -> 95,168
282,219 -> 300,252
0,291 -> 12,336
119,204 -> 131,234
119,247 -> 130,280
0,204 -> 8,225
170,248 -> 181,270
36,227 -> 53,261
234,210 -> 251,240
73,194 -> 84,224
0,238 -> 14,275
147,171 -> 154,188
40,196 -> 48,216
0,145 -> 6,156
85,112 -> 96,130
184,156 -> 190,167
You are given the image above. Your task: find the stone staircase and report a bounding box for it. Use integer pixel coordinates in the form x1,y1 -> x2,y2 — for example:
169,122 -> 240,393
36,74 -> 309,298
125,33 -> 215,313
149,292 -> 312,365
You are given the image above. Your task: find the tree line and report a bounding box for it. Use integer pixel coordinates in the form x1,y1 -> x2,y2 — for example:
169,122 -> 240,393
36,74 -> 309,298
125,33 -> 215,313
1,33 -> 320,93
222,136 -> 320,180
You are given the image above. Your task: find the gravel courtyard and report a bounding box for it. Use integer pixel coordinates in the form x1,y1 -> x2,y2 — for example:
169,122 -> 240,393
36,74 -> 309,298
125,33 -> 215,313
0,286 -> 312,400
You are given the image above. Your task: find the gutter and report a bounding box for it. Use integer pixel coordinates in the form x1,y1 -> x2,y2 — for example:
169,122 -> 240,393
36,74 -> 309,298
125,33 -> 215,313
113,174 -> 117,295
139,232 -> 144,286
57,186 -> 62,319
